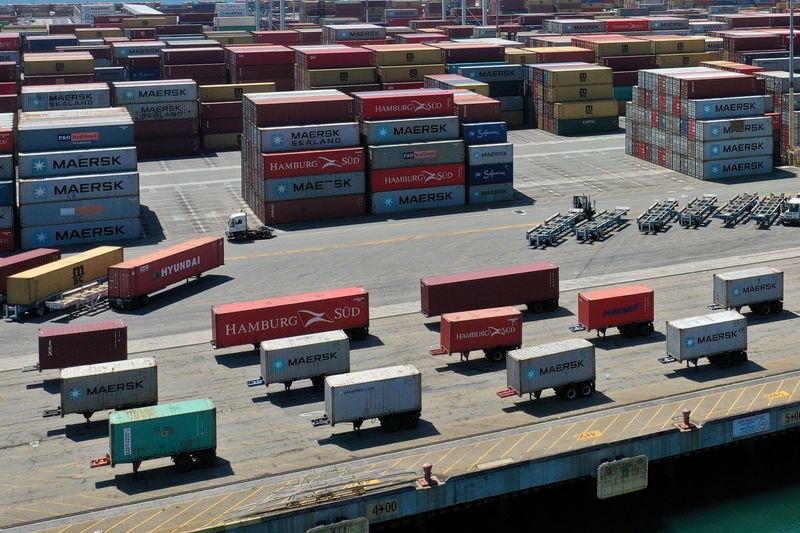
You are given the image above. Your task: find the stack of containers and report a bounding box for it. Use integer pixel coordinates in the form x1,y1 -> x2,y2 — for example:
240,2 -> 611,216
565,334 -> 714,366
321,24 -> 387,45
634,35 -> 717,68
111,41 -> 167,82
20,83 -> 111,112
424,74 -> 490,95
226,45 -> 295,89
161,46 -> 227,86
15,108 -> 141,248
363,44 -> 444,90
625,67 -> 773,180
22,51 -> 95,86
0,112 -> 12,250
198,82 -> 276,151
456,64 -> 525,127
294,45 -> 377,94
0,59 -> 18,113
354,89 -> 466,215
462,124 -> 514,205
428,42 -> 506,71
720,31 -> 783,64
452,91 -> 503,124
241,90 -> 367,224
112,79 -> 200,159
529,62 -> 618,135
758,71 -> 793,165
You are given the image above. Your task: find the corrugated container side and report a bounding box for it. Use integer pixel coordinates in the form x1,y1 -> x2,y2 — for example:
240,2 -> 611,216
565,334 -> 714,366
20,218 -> 140,249
577,285 -> 654,331
0,249 -> 61,296
38,319 -> 127,371
261,330 -> 350,385
59,357 -> 157,416
18,147 -> 138,179
19,196 -> 140,226
367,140 -> 464,170
325,365 -> 421,425
508,339 -> 595,394
441,307 -> 523,353
18,173 -> 140,204
666,311 -> 747,362
712,268 -> 783,308
264,172 -> 365,202
259,122 -> 360,153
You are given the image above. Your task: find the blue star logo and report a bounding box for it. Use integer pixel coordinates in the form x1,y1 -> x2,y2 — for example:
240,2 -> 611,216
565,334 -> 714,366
733,288 -> 740,296
35,230 -> 49,243
711,165 -> 720,175
275,182 -> 288,196
32,159 -> 47,173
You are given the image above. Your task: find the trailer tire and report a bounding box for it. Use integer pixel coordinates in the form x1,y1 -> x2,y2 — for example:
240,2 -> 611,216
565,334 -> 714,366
563,385 -> 578,401
772,301 -> 783,314
345,327 -> 368,341
545,299 -> 558,312
138,295 -> 149,307
381,416 -> 400,433
620,325 -> 636,338
486,349 -> 506,362
639,322 -> 654,336
758,302 -> 772,316
528,301 -> 545,313
580,383 -> 594,398
715,353 -> 732,369
311,376 -> 324,392
735,351 -> 748,365
35,305 -> 45,317
175,454 -> 194,473
401,412 -> 420,429
196,450 -> 216,469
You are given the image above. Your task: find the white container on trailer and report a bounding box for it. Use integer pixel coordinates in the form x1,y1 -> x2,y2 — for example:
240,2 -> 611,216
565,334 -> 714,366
256,330 -> 350,391
316,364 -> 422,432
713,267 -> 783,315
54,357 -> 157,421
501,339 -> 595,401
665,311 -> 747,367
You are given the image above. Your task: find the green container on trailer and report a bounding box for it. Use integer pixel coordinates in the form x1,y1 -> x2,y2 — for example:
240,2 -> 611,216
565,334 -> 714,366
107,399 -> 216,466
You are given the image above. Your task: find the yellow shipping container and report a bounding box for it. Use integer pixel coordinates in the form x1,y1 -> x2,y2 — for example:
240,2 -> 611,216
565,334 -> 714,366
617,100 -> 627,117
500,110 -> 524,127
377,64 -> 445,82
369,46 -> 442,66
648,37 -> 706,55
656,51 -> 719,68
505,48 -> 537,64
23,55 -> 95,75
204,32 -> 255,45
591,40 -> 651,57
123,16 -> 179,28
543,66 -> 613,87
554,100 -> 618,120
545,84 -> 614,103
307,67 -> 377,86
199,82 -> 276,102
75,28 -> 123,39
7,246 -> 124,306
202,133 -> 241,151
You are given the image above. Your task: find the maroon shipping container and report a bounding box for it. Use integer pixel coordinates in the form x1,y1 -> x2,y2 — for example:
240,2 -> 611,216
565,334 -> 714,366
134,119 -> 199,140
433,307 -> 523,362
246,93 -> 354,127
430,42 -> 505,64
0,94 -> 16,112
108,236 -> 224,309
22,74 -> 94,86
162,47 -> 225,65
296,48 -> 373,69
600,55 -> 656,70
0,229 -> 13,252
257,194 -> 366,224
127,28 -> 156,40
200,101 -> 242,119
354,89 -> 455,120
125,55 -> 160,70
194,76 -> 229,86
202,117 -> 242,134
211,286 -> 369,348
421,262 -> 559,317
0,61 -> 16,82
454,94 -> 501,123
37,320 -> 127,371
0,33 -> 20,51
679,74 -> 758,99
253,30 -> 301,45
382,81 -> 425,90
226,45 -> 295,66
155,24 -> 203,36
137,136 -> 201,159
234,64 -> 294,79
577,285 -> 654,337
0,249 -> 61,298
163,63 -> 226,79
48,24 -> 89,34
613,70 -> 639,87
262,147 -> 365,178
439,25 -> 475,38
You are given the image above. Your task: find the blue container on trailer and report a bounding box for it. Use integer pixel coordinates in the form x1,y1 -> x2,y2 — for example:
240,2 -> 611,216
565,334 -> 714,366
461,122 -> 508,145
467,163 -> 514,186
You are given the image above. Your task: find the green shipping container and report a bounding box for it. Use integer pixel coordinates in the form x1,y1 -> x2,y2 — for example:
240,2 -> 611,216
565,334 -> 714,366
108,399 -> 216,467
613,86 -> 633,101
554,116 -> 620,136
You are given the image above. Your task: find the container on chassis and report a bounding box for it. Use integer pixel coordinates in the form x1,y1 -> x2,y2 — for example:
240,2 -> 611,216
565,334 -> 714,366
248,330 -> 350,392
48,357 -> 157,422
712,267 -> 783,316
0,249 -> 61,303
107,237 -> 224,309
662,310 -> 747,368
211,287 -> 369,349
420,262 -> 559,317
498,339 -> 595,401
91,398 -> 217,474
431,306 -> 522,362
312,364 -> 421,432
37,320 -> 127,372
575,285 -> 654,338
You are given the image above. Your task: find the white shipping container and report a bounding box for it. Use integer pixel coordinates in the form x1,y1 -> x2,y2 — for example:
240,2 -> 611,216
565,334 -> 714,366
690,136 -> 773,161
691,117 -> 772,142
112,80 -> 197,104
259,122 -> 360,153
702,156 -> 772,180
125,101 -> 198,121
666,311 -> 747,363
21,84 -> 111,112
18,147 -> 138,179
507,339 -> 595,397
58,357 -> 157,418
324,364 -> 421,426
260,330 -> 350,389
467,143 -> 513,166
713,267 -> 784,310
686,96 -> 770,120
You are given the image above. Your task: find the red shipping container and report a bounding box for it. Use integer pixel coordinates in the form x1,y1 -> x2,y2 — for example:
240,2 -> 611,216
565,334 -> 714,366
0,33 -> 21,51
0,94 -> 16,112
37,320 -> 128,371
454,93 -> 501,122
108,236 -> 224,309
127,28 -> 156,40
163,63 -> 226,79
194,76 -> 228,86
200,101 -> 242,119
0,230 -> 13,252
396,34 -> 449,44
211,286 -> 369,348
253,30 -> 301,45
134,119 -> 199,140
162,47 -> 225,65
370,163 -> 465,193
421,262 -> 559,317
0,82 -> 16,95
0,62 -> 16,82
48,23 -> 89,34
234,64 -> 294,79
227,45 -> 295,66
22,74 -> 94,86
0,127 -> 13,153
613,70 -> 639,87
124,55 -> 160,69
354,89 -> 454,120
600,55 -> 656,71
604,19 -> 649,32
155,24 -> 203,36
435,307 -> 523,361
258,194 -> 365,224
0,249 -> 61,296
296,48 -> 373,68
263,147 -> 365,178
247,93 -> 354,127
431,43 -> 505,63
577,285 -> 654,335
680,74 -> 758,99
439,25 -> 474,38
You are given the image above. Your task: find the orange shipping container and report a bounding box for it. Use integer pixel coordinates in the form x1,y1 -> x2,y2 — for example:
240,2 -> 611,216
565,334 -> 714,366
577,285 -> 654,337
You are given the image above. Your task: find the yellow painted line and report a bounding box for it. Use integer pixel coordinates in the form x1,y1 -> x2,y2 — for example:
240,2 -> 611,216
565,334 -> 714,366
48,500 -> 95,510
467,437 -> 506,471
618,410 -> 643,437
442,443 -> 482,476
403,451 -> 434,472
786,377 -> 800,403
75,493 -> 113,503
591,413 -> 622,445
15,506 -> 62,517
78,519 -> 105,533
661,400 -> 687,430
227,223 -> 532,262
568,417 -> 602,450
187,492 -> 236,526
524,428 -> 553,456
724,388 -> 748,417
689,395 -> 708,420
639,405 -> 667,433
745,383 -> 768,412
57,525 -> 72,533
500,433 -> 529,460
145,497 -> 205,533
546,422 -> 578,452
125,509 -> 166,533
104,510 -> 141,532
705,390 -> 728,420
204,486 -> 264,528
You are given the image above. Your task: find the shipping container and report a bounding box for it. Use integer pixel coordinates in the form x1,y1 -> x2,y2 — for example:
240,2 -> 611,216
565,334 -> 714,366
18,146 -> 138,179
577,285 -> 654,337
501,339 -> 595,401
434,306 -> 522,362
17,109 -> 134,151
467,163 -> 513,185
713,267 -> 783,315
688,117 -> 772,142
376,64 -> 445,83
93,398 -> 217,473
112,79 -> 197,104
264,172 -> 365,202
371,185 -> 464,214
108,237 -> 224,309
198,82 -> 276,102
19,195 -> 140,226
461,122 -> 508,145
360,115 -> 459,145
370,164 -> 464,192
262,147 -> 365,178
125,101 -> 198,121
18,172 -> 139,205
466,143 -> 513,166
38,319 -> 127,371
665,310 -> 747,367
367,140 -> 464,170
21,83 -> 111,111
254,330 -> 349,391
55,357 -> 157,420
259,122 -> 360,153
317,364 -> 421,431
0,249 -> 61,301
469,182 -> 515,204
258,194 -> 366,224
20,218 -> 141,250
421,262 -> 558,317
211,286 -> 369,349
353,88 -> 454,120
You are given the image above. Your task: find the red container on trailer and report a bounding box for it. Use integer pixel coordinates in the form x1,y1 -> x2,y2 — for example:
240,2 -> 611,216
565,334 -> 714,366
577,285 -> 654,332
421,263 -> 559,317
262,147 -> 365,178
211,286 -> 369,348
354,89 -> 454,120
257,194 -> 366,224
37,320 -> 127,371
370,163 -> 465,193
0,249 -> 61,297
437,307 -> 523,355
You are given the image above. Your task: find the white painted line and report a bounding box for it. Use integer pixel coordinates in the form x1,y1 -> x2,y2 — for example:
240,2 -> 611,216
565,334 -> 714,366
139,165 -> 240,177
140,178 -> 239,191
514,147 -> 624,159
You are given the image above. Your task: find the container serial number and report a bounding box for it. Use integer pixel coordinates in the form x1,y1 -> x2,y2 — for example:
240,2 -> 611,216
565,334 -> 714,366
368,499 -> 398,519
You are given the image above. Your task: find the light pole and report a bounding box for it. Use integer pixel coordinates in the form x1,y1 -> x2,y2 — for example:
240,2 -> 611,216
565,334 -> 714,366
790,2 -> 795,164
279,0 -> 285,29
482,0 -> 488,26
461,0 -> 466,26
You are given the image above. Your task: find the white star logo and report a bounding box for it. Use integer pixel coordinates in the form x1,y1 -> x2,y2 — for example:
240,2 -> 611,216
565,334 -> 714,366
272,359 -> 285,370
35,231 -> 48,243
272,134 -> 283,145
378,127 -> 389,137
33,186 -> 46,198
32,160 -> 46,173
711,145 -> 719,155
276,183 -> 287,195
384,197 -> 393,207
69,387 -> 82,400
711,165 -> 720,174
124,90 -> 134,100
703,104 -> 712,114
711,127 -> 719,136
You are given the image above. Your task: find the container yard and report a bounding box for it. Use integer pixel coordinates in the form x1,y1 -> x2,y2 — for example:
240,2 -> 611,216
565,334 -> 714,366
5,2 -> 800,532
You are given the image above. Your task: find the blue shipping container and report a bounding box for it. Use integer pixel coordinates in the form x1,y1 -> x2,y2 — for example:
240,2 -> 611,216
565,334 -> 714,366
18,147 -> 138,179
0,180 -> 13,206
456,64 -> 524,82
468,163 -> 514,185
18,172 -> 140,205
461,122 -> 508,145
19,195 -> 140,226
361,116 -> 460,145
128,69 -> 161,81
371,185 -> 465,214
468,182 -> 515,204
489,81 -> 524,98
703,156 -> 772,179
259,123 -> 360,153
21,217 -> 141,249
467,143 -> 514,166
17,121 -> 135,152
495,96 -> 524,112
264,172 -> 365,202
94,67 -> 128,82
0,206 -> 12,229
0,155 -> 12,180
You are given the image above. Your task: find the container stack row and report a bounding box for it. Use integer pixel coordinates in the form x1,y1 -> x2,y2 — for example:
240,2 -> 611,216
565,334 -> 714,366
226,45 -> 295,89
198,82 -> 275,152
365,43 -> 444,91
455,64 -> 525,127
0,33 -> 20,114
462,125 -> 515,205
0,112 -> 12,251
294,44 -> 378,94
22,51 -> 94,86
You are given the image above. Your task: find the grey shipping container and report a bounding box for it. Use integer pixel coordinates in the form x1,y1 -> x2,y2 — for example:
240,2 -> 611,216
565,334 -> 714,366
259,122 -> 360,153
112,80 -> 197,104
505,339 -> 595,399
0,206 -> 12,229
20,195 -> 140,226
468,182 -> 514,204
111,43 -> 167,58
57,357 -> 157,419
713,267 -> 783,314
686,96 -> 770,120
258,330 -> 350,390
0,154 -> 12,180
688,136 -> 772,161
691,117 -> 772,142
17,119 -> 135,152
361,116 -> 460,145
701,156 -> 772,179
467,143 -> 514,166
21,217 -> 141,249
18,172 -> 140,205
264,172 -> 364,202
322,364 -> 421,430
21,84 -> 111,111
18,147 -> 138,179
371,185 -> 465,214
125,101 -> 198,121
368,140 -> 464,170
666,310 -> 747,365
457,64 -> 524,82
